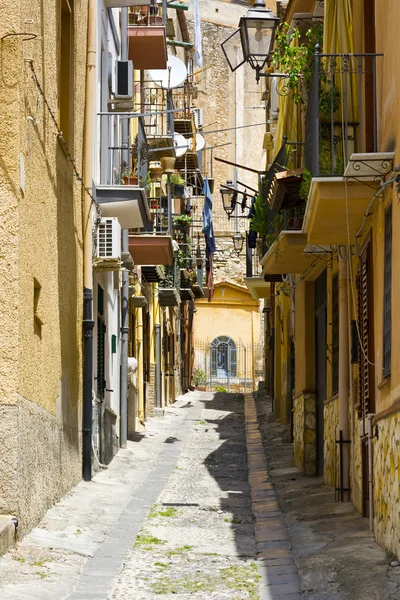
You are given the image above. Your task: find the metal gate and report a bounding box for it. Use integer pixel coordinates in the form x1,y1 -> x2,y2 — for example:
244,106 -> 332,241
194,338 -> 263,393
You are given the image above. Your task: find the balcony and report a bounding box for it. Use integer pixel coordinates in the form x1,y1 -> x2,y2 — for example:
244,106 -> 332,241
158,259 -> 181,306
303,52 -> 388,245
244,237 -> 271,299
129,235 -> 174,266
260,207 -> 310,277
95,114 -> 151,230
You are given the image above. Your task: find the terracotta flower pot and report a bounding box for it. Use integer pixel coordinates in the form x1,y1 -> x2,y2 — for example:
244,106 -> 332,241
123,175 -> 138,186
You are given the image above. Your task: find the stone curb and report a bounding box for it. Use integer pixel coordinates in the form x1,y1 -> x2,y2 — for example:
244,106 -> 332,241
0,516 -> 17,557
244,394 -> 303,599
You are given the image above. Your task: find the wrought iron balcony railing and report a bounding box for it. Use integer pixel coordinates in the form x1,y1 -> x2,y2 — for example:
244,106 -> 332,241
305,51 -> 382,177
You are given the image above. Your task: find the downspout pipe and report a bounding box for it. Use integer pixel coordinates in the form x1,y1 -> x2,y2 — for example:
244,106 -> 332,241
367,413 -> 375,531
82,0 -> 96,482
120,7 -> 129,448
338,249 -> 350,501
155,323 -> 161,408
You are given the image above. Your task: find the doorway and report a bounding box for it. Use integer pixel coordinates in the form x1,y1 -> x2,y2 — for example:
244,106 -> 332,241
315,270 -> 327,477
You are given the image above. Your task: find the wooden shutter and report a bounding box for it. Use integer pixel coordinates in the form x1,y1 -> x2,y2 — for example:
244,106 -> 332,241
356,237 -> 375,420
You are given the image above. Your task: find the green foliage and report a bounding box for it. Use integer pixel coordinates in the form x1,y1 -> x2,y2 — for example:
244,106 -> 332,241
169,174 -> 185,185
299,168 -> 312,201
134,533 -> 167,550
215,385 -> 228,393
193,367 -> 207,386
148,505 -> 181,519
173,214 -> 193,225
250,194 -> 269,238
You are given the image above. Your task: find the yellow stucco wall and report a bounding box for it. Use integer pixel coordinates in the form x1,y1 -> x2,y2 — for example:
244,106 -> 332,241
194,283 -> 260,347
0,0 -> 87,531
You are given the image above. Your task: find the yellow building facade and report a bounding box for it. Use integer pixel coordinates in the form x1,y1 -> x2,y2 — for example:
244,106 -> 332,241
261,0 -> 400,560
0,0 -> 87,531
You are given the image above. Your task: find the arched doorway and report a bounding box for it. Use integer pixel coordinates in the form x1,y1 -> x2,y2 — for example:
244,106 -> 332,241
211,336 -> 237,379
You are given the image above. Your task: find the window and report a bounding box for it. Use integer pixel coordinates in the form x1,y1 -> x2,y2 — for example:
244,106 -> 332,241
383,204 -> 392,377
59,0 -> 73,145
332,274 -> 339,395
211,336 -> 237,377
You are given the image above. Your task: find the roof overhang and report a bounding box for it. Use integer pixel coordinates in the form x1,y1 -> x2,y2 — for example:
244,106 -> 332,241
129,235 -> 174,266
244,277 -> 270,300
303,177 -> 377,246
95,185 -> 150,229
261,231 -> 310,275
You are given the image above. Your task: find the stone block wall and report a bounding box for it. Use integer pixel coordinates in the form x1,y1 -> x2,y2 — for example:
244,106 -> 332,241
351,411 -> 363,514
147,363 -> 156,418
292,393 -> 317,476
293,394 -> 304,471
373,411 -> 400,560
323,396 -> 338,487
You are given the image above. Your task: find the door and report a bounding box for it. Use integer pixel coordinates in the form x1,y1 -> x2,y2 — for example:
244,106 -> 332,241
315,270 -> 327,477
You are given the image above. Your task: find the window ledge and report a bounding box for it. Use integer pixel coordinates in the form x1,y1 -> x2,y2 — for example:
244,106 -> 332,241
377,375 -> 391,390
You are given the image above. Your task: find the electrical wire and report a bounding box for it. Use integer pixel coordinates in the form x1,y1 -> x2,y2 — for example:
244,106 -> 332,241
27,60 -> 97,206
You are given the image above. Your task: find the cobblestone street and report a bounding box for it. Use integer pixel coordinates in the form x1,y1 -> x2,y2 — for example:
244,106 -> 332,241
0,391 -> 398,599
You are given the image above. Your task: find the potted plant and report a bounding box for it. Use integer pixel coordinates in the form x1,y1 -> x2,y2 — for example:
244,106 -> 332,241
170,174 -> 185,198
114,161 -> 138,186
192,367 -> 207,391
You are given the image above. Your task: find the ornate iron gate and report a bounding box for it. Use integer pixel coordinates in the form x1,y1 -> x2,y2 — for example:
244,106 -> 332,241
194,338 -> 263,393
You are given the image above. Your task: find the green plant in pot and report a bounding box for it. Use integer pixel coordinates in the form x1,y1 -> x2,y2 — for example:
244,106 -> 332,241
170,174 -> 185,198
192,367 -> 207,389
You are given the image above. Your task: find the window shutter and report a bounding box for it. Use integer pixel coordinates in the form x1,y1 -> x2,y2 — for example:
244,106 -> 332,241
357,239 -> 374,419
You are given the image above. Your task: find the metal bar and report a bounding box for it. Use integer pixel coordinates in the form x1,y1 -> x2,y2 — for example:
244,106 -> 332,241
215,156 -> 267,174
358,56 -> 364,153
97,106 -> 187,117
372,55 -> 377,152
311,46 -> 321,176
344,55 -> 349,167
330,56 -> 335,175
167,2 -> 189,9
167,40 -> 194,48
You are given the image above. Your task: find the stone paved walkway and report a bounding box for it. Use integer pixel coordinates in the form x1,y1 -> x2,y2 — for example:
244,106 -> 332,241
0,391 -> 306,599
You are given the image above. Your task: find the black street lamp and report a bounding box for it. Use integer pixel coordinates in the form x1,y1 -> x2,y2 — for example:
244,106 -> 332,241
239,0 -> 280,82
232,232 -> 245,256
220,180 -> 237,218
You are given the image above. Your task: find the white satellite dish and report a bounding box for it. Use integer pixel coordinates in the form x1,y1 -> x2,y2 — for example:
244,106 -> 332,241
149,55 -> 187,89
173,133 -> 189,158
189,133 -> 205,152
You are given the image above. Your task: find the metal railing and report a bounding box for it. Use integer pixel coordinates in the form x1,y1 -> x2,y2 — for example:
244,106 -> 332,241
159,258 -> 180,290
97,113 -> 148,186
305,50 -> 382,177
128,0 -> 167,27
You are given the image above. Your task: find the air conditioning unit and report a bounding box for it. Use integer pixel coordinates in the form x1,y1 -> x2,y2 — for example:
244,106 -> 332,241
192,107 -> 203,130
97,218 -> 121,260
115,60 -> 133,99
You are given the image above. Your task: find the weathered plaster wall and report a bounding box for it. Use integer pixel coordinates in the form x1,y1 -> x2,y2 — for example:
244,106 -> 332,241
0,0 -> 86,532
323,396 -> 338,487
373,411 -> 400,560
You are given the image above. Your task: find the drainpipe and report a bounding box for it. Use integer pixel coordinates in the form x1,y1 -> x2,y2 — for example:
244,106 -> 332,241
82,0 -> 96,482
347,257 -> 355,499
367,413 -> 375,531
155,323 -> 161,408
338,249 -> 350,501
137,312 -> 144,421
120,8 -> 129,448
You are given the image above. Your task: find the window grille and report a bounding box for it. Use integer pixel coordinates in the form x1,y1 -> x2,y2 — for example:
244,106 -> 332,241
383,204 -> 392,377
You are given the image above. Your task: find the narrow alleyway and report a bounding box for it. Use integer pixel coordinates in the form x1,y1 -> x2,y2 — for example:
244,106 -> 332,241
0,391 -> 398,599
